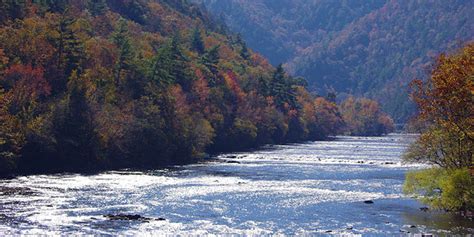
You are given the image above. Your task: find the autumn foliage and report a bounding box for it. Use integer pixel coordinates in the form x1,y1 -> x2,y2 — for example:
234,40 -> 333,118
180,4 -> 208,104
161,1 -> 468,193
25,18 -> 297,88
340,97 -> 394,136
0,0 -> 348,175
404,43 -> 474,212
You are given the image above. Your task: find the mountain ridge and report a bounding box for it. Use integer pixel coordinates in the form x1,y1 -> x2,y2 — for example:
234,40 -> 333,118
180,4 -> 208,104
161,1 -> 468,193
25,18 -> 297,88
197,0 -> 474,122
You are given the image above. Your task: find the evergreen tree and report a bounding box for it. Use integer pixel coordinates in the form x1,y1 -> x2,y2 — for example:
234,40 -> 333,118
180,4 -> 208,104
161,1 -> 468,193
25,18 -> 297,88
112,19 -> 134,86
169,35 -> 190,90
271,64 -> 297,109
87,0 -> 108,16
55,14 -> 85,92
0,0 -> 26,23
149,36 -> 189,89
240,42 -> 250,60
191,27 -> 205,54
35,0 -> 68,13
235,34 -> 250,59
202,45 -> 220,76
53,71 -> 97,164
149,45 -> 175,87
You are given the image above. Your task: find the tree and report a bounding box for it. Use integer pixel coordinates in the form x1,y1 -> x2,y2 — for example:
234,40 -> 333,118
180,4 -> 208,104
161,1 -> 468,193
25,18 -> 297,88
169,35 -> 191,90
270,64 -> 298,110
2,64 -> 51,122
149,45 -> 175,87
0,0 -> 26,23
406,43 -> 473,169
87,0 -> 108,16
235,34 -> 250,60
36,0 -> 69,13
54,13 -> 85,92
0,87 -> 23,175
410,43 -> 474,144
201,45 -> 220,76
340,97 -> 394,136
191,27 -> 205,54
112,19 -> 134,86
148,37 -> 189,89
404,43 -> 474,212
52,71 -> 98,166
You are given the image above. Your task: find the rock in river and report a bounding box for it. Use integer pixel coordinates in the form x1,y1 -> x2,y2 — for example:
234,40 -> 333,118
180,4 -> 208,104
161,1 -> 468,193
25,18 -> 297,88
104,214 -> 165,222
364,200 -> 374,204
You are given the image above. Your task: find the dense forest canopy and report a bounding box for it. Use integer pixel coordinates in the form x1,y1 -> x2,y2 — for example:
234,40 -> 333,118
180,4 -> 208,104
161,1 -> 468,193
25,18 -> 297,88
0,0 -> 394,176
197,0 -> 474,122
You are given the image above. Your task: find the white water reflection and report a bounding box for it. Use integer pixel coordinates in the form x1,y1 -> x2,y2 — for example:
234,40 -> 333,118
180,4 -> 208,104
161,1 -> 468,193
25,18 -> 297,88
0,134 -> 472,235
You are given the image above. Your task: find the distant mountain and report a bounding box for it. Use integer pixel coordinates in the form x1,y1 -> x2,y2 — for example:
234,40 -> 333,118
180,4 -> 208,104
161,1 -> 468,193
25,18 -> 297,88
196,0 -> 474,122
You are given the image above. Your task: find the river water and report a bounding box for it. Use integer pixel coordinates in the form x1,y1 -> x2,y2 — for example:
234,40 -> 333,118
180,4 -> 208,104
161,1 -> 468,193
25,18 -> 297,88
0,134 -> 472,235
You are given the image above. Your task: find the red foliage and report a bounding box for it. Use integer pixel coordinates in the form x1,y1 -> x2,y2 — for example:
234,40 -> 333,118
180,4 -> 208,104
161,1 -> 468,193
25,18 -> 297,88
3,64 -> 51,99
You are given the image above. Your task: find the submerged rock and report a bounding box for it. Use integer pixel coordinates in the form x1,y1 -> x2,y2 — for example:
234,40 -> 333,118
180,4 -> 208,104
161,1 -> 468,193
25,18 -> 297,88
103,214 -> 165,222
225,160 -> 240,164
420,207 -> 429,212
364,200 -> 374,204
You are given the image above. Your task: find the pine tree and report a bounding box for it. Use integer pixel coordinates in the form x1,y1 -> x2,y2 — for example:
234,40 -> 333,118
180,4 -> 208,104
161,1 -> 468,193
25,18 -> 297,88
149,36 -> 189,89
191,27 -> 205,54
35,0 -> 68,13
53,71 -> 97,163
271,64 -> 296,109
0,0 -> 26,23
240,42 -> 250,60
202,45 -> 220,76
150,45 -> 175,87
112,19 -> 134,86
235,34 -> 250,60
169,35 -> 190,90
55,14 -> 85,92
87,0 -> 108,16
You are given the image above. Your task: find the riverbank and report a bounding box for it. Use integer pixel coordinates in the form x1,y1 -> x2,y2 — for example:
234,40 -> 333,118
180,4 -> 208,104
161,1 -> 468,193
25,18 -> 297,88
0,135 -> 337,178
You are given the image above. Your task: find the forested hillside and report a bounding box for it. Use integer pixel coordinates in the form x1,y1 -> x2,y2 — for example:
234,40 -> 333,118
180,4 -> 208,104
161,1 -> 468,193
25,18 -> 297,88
0,0 -> 356,175
197,0 -> 474,122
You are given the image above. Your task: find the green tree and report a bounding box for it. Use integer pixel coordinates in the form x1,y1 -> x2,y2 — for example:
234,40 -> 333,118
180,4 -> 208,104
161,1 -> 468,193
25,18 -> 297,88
87,0 -> 108,16
52,71 -> 98,165
35,0 -> 69,13
202,45 -> 220,76
112,19 -> 134,86
270,64 -> 297,109
169,35 -> 191,90
191,27 -> 205,54
54,14 -> 85,93
0,0 -> 26,23
149,45 -> 175,87
148,37 -> 189,89
235,34 -> 250,60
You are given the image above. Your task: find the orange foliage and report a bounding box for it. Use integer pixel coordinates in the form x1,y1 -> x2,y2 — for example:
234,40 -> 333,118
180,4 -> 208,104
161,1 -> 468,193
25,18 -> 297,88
341,96 -> 394,136
223,71 -> 246,103
410,43 -> 474,141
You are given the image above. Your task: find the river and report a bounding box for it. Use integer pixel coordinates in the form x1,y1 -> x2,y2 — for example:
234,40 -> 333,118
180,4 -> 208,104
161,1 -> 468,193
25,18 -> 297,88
0,134 -> 472,235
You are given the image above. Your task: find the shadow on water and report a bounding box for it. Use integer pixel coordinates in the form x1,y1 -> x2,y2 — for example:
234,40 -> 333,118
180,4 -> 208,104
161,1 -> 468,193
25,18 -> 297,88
402,210 -> 474,234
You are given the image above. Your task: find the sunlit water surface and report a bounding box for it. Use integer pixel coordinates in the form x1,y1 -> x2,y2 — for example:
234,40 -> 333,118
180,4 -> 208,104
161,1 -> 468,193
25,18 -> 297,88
0,134 -> 473,235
